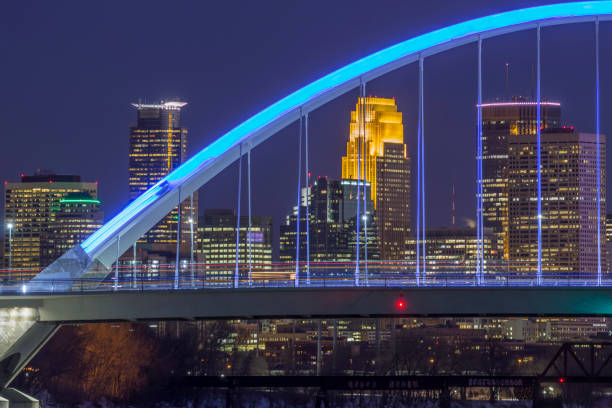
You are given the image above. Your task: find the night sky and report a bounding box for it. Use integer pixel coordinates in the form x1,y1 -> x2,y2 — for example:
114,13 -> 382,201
1,0 -> 611,245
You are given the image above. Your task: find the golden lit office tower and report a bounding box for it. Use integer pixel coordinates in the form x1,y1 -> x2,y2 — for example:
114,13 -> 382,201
507,128 -> 607,278
341,97 -> 410,260
3,173 -> 98,270
129,101 -> 197,249
480,99 -> 561,258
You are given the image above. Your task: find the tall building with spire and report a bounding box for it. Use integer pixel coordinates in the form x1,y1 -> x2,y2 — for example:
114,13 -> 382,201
341,97 -> 410,260
480,99 -> 561,258
129,101 -> 197,249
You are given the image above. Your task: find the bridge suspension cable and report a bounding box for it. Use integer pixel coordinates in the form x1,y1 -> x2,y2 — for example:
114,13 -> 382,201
248,148 -> 252,286
114,236 -> 120,291
355,81 -> 362,286
133,241 -> 137,288
305,112 -> 310,284
235,144 -> 243,288
295,113 -> 303,287
361,82 -> 369,286
190,194 -> 195,287
174,187 -> 181,289
536,23 -> 542,285
476,35 -> 484,286
417,55 -> 427,285
596,17 -> 602,286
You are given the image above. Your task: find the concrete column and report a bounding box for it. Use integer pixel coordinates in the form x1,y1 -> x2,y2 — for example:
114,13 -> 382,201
0,388 -> 38,408
375,319 -> 380,355
332,319 -> 337,373
316,320 -> 322,376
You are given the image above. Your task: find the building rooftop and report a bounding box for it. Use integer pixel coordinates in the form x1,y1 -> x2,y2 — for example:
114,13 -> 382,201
131,101 -> 187,111
478,101 -> 560,108
20,174 -> 81,183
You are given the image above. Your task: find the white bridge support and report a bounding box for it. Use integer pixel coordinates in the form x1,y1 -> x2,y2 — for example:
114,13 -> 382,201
0,318 -> 58,406
1,0 -> 612,397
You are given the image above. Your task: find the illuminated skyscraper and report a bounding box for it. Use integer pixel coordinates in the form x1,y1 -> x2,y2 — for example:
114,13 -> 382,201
406,227 -> 501,278
279,177 -> 378,266
129,101 -> 197,248
507,128 -> 607,277
3,173 -> 99,270
196,209 -> 273,282
341,97 -> 410,260
480,99 -> 561,258
45,192 -> 103,266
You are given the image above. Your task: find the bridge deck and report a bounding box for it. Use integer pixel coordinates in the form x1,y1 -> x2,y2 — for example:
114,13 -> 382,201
1,287 -> 612,321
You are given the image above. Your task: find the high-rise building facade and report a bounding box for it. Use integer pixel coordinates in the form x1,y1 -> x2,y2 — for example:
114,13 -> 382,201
507,128 -> 607,277
129,101 -> 196,248
481,99 -> 561,258
341,97 -> 410,260
196,209 -> 273,282
280,177 -> 378,268
406,228 -> 501,279
3,173 -> 99,270
45,192 -> 103,265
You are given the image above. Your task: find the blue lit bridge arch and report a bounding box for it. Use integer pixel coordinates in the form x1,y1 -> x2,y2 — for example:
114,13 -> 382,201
28,1 -> 612,291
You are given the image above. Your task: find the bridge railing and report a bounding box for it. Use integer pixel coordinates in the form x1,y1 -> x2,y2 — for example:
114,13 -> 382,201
0,260 -> 609,294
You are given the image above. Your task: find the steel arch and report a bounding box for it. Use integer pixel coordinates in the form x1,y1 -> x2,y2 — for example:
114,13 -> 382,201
34,1 -> 612,286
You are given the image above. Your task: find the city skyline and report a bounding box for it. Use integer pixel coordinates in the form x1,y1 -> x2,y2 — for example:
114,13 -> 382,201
2,91 -> 610,270
3,2 -> 612,407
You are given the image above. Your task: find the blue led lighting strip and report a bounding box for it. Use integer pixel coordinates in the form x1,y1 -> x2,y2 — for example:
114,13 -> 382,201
595,17 -> 601,285
80,2 -> 612,262
536,24 -> 543,285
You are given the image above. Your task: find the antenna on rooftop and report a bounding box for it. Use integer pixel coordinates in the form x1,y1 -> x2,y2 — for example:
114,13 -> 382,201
530,64 -> 535,100
451,178 -> 456,230
505,63 -> 510,101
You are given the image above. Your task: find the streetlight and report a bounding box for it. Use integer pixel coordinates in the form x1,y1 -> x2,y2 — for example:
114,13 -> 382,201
188,217 -> 194,286
362,215 -> 368,283
6,223 -> 13,281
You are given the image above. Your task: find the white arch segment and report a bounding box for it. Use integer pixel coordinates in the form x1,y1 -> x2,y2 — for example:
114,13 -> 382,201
30,1 -> 612,289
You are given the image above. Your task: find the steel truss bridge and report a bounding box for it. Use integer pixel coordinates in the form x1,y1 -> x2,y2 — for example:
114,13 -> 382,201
182,342 -> 612,407
2,2 -> 612,405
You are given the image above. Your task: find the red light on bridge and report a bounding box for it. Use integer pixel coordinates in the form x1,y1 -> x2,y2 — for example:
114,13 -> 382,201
559,377 -> 566,383
395,299 -> 406,310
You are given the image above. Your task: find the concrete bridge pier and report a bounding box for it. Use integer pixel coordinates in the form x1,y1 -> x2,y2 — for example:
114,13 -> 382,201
0,312 -> 59,408
0,388 -> 38,408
